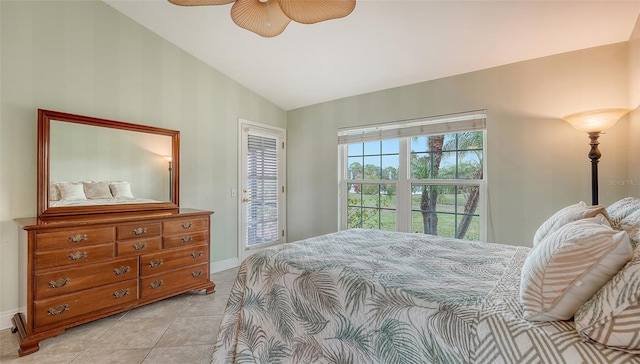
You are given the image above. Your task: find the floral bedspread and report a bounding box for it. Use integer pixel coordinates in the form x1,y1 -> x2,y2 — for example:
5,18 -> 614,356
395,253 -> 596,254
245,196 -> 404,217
211,229 -> 518,363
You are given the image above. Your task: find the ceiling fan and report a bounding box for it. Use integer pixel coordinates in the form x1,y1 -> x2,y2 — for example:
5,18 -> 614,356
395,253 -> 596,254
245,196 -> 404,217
168,0 -> 356,38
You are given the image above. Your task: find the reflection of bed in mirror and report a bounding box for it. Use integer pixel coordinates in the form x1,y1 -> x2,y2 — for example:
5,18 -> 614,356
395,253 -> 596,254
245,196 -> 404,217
48,181 -> 164,207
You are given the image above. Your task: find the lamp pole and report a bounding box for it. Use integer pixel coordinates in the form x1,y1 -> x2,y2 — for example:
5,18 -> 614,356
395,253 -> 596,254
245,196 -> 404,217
587,132 -> 601,206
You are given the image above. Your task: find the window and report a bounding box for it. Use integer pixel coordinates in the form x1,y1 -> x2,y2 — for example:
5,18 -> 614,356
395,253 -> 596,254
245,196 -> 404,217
339,111 -> 486,240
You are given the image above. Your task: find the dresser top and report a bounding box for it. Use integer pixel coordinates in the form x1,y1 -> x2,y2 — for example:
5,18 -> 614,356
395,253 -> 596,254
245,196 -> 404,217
15,208 -> 213,231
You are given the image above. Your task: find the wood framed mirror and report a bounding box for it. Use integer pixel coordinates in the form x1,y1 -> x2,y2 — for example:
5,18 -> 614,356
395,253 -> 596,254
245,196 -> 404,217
37,109 -> 180,217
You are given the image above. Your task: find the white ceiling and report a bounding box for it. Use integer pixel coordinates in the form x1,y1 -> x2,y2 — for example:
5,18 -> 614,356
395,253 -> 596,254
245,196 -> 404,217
103,0 -> 640,111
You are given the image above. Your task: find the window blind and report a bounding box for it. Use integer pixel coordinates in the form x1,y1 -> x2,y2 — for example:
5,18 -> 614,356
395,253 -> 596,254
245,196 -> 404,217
246,133 -> 279,246
338,110 -> 486,144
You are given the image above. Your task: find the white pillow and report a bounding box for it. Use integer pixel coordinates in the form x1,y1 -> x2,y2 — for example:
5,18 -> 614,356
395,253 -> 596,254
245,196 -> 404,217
57,182 -> 87,201
575,247 -> 640,352
521,216 -> 632,321
533,201 -> 607,247
109,182 -> 134,199
83,182 -> 113,199
607,197 -> 640,228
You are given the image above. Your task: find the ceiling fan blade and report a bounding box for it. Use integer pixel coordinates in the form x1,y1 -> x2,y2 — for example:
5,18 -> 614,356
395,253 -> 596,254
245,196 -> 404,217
279,0 -> 355,24
168,0 -> 235,6
231,0 -> 291,37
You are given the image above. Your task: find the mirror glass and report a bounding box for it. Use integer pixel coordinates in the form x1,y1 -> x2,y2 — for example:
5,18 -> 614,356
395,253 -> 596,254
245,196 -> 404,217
38,110 -> 180,217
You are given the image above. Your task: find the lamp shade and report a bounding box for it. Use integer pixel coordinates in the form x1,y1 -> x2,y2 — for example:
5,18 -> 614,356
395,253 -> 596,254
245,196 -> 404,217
562,108 -> 630,133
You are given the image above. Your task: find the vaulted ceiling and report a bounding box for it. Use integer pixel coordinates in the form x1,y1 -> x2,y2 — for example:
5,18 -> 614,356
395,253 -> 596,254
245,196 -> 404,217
104,0 -> 640,110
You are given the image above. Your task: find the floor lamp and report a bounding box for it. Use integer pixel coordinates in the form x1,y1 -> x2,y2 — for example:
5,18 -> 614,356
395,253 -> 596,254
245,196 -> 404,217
562,108 -> 630,206
164,155 -> 173,201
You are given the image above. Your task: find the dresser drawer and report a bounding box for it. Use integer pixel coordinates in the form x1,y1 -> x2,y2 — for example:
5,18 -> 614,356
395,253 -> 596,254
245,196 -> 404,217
35,243 -> 115,270
34,279 -> 138,328
163,217 -> 208,235
35,227 -> 114,251
140,244 -> 208,276
140,263 -> 209,299
35,257 -> 138,299
116,237 -> 162,256
163,231 -> 208,249
116,222 -> 161,240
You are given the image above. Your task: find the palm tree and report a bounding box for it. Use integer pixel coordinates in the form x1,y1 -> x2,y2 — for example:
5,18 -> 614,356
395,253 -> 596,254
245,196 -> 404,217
412,132 -> 483,239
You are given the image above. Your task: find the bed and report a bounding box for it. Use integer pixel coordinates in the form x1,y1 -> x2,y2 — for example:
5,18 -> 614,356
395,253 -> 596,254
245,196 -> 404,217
211,199 -> 640,364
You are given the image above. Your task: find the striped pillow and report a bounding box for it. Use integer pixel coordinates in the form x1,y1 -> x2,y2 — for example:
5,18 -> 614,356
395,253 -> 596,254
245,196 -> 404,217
607,197 -> 640,228
575,248 -> 640,352
533,201 -> 607,247
521,216 -> 632,321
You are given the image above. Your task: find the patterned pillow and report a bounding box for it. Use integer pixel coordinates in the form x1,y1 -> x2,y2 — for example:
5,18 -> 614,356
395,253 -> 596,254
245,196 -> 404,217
521,216 -> 632,321
575,248 -> 640,352
607,197 -> 640,228
83,182 -> 113,199
533,201 -> 608,247
619,209 -> 640,249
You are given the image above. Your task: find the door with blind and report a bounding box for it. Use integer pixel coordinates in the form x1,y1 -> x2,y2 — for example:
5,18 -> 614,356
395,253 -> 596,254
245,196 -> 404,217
239,120 -> 286,259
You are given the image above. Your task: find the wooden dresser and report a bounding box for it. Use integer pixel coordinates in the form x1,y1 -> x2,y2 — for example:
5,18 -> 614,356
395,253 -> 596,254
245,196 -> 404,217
12,208 -> 215,356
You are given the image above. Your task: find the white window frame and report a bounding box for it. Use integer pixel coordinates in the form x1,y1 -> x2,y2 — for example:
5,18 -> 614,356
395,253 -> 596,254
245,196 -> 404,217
338,110 -> 487,241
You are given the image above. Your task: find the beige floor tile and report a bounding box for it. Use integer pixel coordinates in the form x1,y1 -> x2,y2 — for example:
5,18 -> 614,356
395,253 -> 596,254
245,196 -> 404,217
142,344 -> 215,364
155,316 -> 221,347
179,291 -> 229,317
88,317 -> 174,351
0,351 -> 80,364
0,327 -> 20,356
69,348 -> 150,364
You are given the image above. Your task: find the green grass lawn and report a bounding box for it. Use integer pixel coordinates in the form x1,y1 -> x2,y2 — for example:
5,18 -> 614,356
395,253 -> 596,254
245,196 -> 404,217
348,192 -> 480,240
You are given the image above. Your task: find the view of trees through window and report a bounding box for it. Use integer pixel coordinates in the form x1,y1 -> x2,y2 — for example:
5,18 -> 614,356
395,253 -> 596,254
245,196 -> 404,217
346,131 -> 483,240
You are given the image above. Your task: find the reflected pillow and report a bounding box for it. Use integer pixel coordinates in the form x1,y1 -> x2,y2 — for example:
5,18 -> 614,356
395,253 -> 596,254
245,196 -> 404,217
533,201 -> 608,247
521,216 -> 632,321
575,248 -> 640,352
83,182 -> 113,199
49,183 -> 61,201
607,197 -> 640,228
57,182 -> 87,201
109,182 -> 134,199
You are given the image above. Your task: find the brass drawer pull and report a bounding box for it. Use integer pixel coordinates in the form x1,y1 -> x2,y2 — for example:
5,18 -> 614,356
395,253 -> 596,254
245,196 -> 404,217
181,222 -> 192,229
191,251 -> 203,259
68,251 -> 88,261
181,236 -> 193,243
149,280 -> 164,289
133,227 -> 147,235
113,266 -> 131,275
149,259 -> 163,268
132,242 -> 147,250
68,234 -> 88,243
191,270 -> 203,278
47,304 -> 69,316
48,277 -> 70,289
113,288 -> 130,299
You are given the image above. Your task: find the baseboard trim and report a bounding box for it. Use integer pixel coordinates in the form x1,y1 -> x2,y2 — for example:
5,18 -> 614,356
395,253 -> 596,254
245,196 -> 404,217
1,308 -> 23,331
210,257 -> 240,274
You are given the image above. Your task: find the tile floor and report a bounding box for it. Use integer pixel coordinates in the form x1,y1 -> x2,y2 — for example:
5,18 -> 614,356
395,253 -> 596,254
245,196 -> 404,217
0,267 -> 239,364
